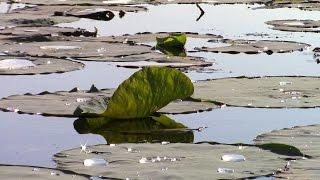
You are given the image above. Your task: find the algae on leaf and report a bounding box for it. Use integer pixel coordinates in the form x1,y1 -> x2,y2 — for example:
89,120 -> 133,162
75,67 -> 194,119
156,33 -> 187,57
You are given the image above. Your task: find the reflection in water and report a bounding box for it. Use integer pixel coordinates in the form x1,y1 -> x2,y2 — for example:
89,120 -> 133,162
74,114 -> 194,144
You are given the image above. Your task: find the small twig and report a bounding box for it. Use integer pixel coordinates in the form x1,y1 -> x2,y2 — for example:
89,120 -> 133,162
196,3 -> 205,21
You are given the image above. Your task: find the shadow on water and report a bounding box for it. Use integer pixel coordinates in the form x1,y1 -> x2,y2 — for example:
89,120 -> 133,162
74,113 -> 194,144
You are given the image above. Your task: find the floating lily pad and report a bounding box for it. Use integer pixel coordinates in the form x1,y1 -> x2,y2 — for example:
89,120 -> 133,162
255,124 -> 320,179
0,56 -> 84,75
0,165 -> 89,180
0,26 -> 97,37
0,41 -> 211,67
0,87 -> 217,117
199,39 -> 309,54
193,76 -> 320,108
53,143 -> 287,179
0,41 -> 152,58
74,114 -> 194,143
266,19 -> 320,33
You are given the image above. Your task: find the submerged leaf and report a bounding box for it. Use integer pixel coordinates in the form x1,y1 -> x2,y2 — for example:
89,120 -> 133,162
156,33 -> 187,57
74,114 -> 193,143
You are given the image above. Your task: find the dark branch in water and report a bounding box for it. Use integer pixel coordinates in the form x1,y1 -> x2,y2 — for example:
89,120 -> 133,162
196,3 -> 205,21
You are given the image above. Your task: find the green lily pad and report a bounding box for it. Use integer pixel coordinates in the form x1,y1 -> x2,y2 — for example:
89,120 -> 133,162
74,114 -> 194,143
255,124 -> 320,179
53,142 -> 288,179
156,33 -> 187,57
76,67 -> 194,118
193,76 -> 320,108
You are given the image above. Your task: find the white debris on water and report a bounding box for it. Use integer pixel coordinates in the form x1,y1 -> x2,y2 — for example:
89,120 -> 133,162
84,158 -> 108,167
217,168 -> 235,173
221,154 -> 245,162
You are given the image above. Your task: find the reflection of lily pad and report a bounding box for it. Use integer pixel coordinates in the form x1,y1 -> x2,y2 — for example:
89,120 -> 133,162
0,56 -> 84,75
53,143 -> 287,179
0,87 -> 216,117
74,114 -> 194,143
193,76 -> 320,108
255,125 -> 320,179
266,19 -> 320,33
200,39 -> 309,54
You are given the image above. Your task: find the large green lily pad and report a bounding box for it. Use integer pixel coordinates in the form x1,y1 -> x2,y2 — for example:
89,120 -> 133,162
266,19 -> 320,33
0,87 -> 217,117
74,114 -> 194,143
199,39 -> 309,54
0,56 -> 84,75
53,143 -> 287,179
193,76 -> 320,108
96,67 -> 194,119
255,124 -> 320,179
0,165 -> 89,180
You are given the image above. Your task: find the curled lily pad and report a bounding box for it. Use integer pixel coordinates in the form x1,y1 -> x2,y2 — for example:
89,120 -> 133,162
193,76 -> 320,108
0,165 -> 89,179
199,39 -> 309,54
0,56 -> 84,75
156,33 -> 187,56
255,125 -> 320,179
0,86 -> 216,117
266,19 -> 320,33
76,67 -> 194,118
53,143 -> 287,179
74,114 -> 194,143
